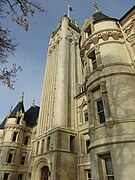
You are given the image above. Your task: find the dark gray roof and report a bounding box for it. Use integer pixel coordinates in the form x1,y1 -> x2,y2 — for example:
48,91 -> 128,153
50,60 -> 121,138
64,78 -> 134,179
0,118 -> 7,129
93,11 -> 111,22
24,106 -> 40,127
9,101 -> 25,118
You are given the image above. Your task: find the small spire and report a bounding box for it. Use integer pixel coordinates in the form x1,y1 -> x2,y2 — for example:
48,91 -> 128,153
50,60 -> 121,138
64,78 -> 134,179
20,91 -> 24,102
10,105 -> 13,113
32,99 -> 35,107
93,0 -> 100,14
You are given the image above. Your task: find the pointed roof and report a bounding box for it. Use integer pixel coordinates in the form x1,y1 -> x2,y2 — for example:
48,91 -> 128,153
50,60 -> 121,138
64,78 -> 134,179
92,1 -> 114,22
24,105 -> 39,127
9,101 -> 25,118
0,118 -> 7,129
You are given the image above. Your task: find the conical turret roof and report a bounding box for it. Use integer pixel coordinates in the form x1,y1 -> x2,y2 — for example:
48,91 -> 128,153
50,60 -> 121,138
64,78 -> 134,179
92,1 -> 113,22
9,101 -> 25,118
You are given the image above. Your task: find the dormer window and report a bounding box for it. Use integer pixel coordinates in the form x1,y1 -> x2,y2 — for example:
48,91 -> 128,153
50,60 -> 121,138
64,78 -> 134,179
85,25 -> 92,38
16,116 -> 21,124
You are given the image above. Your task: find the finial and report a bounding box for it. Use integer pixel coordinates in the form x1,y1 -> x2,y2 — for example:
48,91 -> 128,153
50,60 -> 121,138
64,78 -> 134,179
93,0 -> 100,14
32,99 -> 35,107
10,105 -> 13,113
20,91 -> 24,102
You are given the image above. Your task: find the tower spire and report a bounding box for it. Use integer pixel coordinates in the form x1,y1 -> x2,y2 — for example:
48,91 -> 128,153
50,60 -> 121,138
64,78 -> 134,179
93,0 -> 100,14
20,91 -> 24,102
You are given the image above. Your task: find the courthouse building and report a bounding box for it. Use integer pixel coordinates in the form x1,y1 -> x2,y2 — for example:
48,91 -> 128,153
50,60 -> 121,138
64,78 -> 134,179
0,2 -> 135,180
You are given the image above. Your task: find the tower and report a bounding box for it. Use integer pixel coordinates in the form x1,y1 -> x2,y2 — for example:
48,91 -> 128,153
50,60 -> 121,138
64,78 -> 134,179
31,15 -> 83,180
80,2 -> 135,180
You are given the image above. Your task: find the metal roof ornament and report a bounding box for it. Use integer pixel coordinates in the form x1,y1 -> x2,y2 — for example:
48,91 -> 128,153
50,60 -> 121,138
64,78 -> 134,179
32,99 -> 35,107
20,91 -> 24,102
93,0 -> 100,14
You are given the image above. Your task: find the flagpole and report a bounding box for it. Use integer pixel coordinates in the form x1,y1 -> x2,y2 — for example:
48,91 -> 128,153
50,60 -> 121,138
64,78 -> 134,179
67,5 -> 69,18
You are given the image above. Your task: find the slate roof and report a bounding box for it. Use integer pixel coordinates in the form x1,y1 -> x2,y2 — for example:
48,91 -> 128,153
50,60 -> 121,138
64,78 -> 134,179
0,118 -> 7,129
24,106 -> 40,127
9,101 -> 25,118
93,11 -> 111,22
0,101 -> 40,129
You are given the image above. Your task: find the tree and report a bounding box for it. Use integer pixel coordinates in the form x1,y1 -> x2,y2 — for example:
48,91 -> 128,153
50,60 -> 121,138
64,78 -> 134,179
0,0 -> 44,89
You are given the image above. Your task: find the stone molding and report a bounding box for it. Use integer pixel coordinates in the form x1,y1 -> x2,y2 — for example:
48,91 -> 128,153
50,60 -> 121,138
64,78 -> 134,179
80,31 -> 123,57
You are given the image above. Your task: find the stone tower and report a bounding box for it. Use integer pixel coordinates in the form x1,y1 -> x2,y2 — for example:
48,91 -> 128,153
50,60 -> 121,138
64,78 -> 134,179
80,3 -> 135,180
31,15 -> 84,180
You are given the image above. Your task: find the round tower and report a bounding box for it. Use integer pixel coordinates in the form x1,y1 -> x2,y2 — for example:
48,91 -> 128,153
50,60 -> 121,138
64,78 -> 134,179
80,2 -> 135,180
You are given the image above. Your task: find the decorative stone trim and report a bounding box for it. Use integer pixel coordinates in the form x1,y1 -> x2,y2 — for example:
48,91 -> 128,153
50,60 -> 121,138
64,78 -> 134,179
80,31 -> 123,56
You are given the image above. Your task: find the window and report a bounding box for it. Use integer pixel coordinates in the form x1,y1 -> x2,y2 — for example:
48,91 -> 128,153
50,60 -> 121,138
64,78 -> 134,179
84,110 -> 88,122
46,137 -> 50,152
97,99 -> 106,123
98,154 -> 115,180
7,154 -> 13,163
12,132 -> 18,142
88,51 -> 97,71
70,136 -> 75,152
85,25 -> 92,37
24,136 -> 29,145
16,117 -> 21,124
18,174 -> 23,180
41,139 -> 45,153
3,173 -> 9,180
20,155 -> 26,165
86,140 -> 90,154
36,141 -> 39,155
86,170 -> 92,180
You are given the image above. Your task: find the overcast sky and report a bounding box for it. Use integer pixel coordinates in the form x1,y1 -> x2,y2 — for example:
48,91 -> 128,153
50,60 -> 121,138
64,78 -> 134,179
0,0 -> 134,123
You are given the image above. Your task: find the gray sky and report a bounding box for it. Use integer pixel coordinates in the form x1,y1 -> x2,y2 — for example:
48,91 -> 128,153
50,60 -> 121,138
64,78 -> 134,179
0,0 -> 135,123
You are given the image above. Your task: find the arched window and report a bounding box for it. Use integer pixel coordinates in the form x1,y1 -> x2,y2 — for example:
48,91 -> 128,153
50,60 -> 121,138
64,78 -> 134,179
41,166 -> 49,180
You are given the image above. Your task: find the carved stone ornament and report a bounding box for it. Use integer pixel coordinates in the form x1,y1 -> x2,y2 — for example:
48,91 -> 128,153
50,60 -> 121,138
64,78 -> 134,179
89,123 -> 95,135
105,117 -> 114,128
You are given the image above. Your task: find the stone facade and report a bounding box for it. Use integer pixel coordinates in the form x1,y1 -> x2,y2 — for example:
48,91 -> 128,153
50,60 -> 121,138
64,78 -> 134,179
0,4 -> 135,180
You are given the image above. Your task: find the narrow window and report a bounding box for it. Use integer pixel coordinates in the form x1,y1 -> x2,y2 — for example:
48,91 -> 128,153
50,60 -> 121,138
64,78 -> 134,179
87,170 -> 92,180
97,99 -> 106,123
105,156 -> 114,180
41,139 -> 45,153
20,156 -> 26,165
3,173 -> 9,180
86,140 -> 90,154
89,51 -> 97,71
12,132 -> 18,142
98,153 -> 115,180
16,117 -> 21,124
85,25 -> 92,37
18,174 -> 23,180
36,141 -> 39,155
70,136 -> 75,152
7,154 -> 13,163
24,136 -> 29,145
84,110 -> 88,122
46,137 -> 50,152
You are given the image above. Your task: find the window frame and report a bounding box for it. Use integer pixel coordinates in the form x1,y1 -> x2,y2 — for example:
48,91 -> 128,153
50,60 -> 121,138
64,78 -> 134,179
85,169 -> 92,180
7,153 -> 13,163
88,50 -> 97,71
20,154 -> 26,165
18,174 -> 23,180
70,135 -> 75,152
98,153 -> 115,180
3,173 -> 10,180
84,110 -> 89,122
24,136 -> 29,145
96,98 -> 106,124
12,132 -> 18,142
